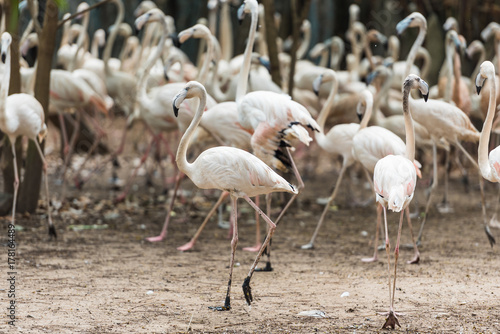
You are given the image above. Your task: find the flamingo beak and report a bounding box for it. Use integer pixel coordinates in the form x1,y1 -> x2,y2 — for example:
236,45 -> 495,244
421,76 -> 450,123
396,17 -> 413,36
173,88 -> 188,117
419,79 -> 429,102
237,3 -> 246,25
476,85 -> 482,95
312,74 -> 322,96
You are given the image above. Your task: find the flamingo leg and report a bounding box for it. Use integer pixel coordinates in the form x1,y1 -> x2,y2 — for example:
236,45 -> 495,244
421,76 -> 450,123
10,142 -> 19,228
302,162 -> 348,249
243,195 -> 262,252
256,148 -> 303,272
362,203 -> 382,262
417,142 -> 438,244
145,172 -> 184,242
61,111 -> 82,202
177,191 -> 229,251
489,184 -> 500,228
405,206 -> 420,264
382,209 -> 404,329
209,195 -> 238,311
58,112 -> 69,156
34,139 -> 57,239
241,195 -> 277,306
455,141 -> 496,246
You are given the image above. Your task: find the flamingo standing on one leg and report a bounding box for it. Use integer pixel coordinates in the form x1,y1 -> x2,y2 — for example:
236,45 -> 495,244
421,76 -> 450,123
172,81 -> 297,310
0,32 -> 56,238
374,74 -> 428,328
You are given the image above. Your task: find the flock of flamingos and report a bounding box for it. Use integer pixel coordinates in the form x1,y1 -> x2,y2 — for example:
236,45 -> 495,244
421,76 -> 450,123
2,0 -> 500,329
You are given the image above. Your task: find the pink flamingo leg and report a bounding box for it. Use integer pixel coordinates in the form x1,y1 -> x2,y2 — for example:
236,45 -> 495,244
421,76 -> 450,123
177,191 -> 229,251
243,195 -> 262,252
209,195 -> 238,311
362,203 -> 383,262
61,111 -> 82,202
405,206 -> 420,264
241,195 -> 277,306
34,140 -> 57,239
302,162 -> 348,249
58,112 -> 69,155
146,172 -> 184,242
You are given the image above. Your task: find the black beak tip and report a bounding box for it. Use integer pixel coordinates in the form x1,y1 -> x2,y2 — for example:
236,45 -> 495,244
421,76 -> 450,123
164,70 -> 169,82
170,33 -> 180,48
313,89 -> 319,97
1,53 -> 5,64
238,18 -> 243,25
134,26 -> 140,35
476,86 -> 482,95
423,93 -> 429,102
173,105 -> 179,117
356,113 -> 363,122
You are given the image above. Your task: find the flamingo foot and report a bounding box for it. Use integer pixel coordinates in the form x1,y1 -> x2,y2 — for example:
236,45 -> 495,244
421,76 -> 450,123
145,234 -> 166,242
361,256 -> 378,263
407,252 -> 420,264
209,296 -> 231,311
437,201 -> 454,214
114,192 -> 127,204
255,261 -> 273,272
242,276 -> 253,305
379,310 -> 402,329
490,214 -> 500,229
177,240 -> 196,251
242,243 -> 262,252
301,242 -> 314,250
48,225 -> 57,240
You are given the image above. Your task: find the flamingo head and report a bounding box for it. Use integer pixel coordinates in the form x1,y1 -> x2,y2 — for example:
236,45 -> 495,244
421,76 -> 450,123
443,17 -> 458,32
396,12 -> 427,36
476,61 -> 495,95
134,8 -> 164,32
481,22 -> 500,42
178,24 -> 211,44
238,0 -> 258,25
173,81 -> 207,117
404,74 -> 429,102
134,0 -> 157,18
1,32 -> 12,64
76,2 -> 89,20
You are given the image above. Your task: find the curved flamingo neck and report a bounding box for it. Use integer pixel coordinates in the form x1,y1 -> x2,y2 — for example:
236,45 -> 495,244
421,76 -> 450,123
315,73 -> 338,133
103,0 -> 124,75
444,37 -> 454,103
176,88 -> 207,178
70,12 -> 90,72
236,7 -> 259,101
0,43 -> 11,122
197,34 -> 214,85
359,92 -> 373,130
137,15 -> 168,113
297,22 -> 311,60
405,23 -> 426,78
373,70 -> 393,123
402,82 -> 416,161
470,44 -> 485,88
479,69 -> 497,181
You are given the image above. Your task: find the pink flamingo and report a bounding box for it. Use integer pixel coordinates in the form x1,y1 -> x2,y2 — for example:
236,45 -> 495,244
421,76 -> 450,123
373,74 -> 428,328
173,80 -> 297,310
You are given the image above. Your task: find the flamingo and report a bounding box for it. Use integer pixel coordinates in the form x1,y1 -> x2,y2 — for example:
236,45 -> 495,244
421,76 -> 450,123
173,81 -> 297,310
301,70 -> 373,250
0,32 -> 56,238
374,74 -> 428,329
476,61 -> 500,240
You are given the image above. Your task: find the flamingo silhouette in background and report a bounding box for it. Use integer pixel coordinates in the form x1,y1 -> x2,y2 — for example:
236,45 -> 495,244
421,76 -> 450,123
301,70 -> 373,250
374,74 -> 428,329
172,81 -> 297,311
0,32 -> 56,238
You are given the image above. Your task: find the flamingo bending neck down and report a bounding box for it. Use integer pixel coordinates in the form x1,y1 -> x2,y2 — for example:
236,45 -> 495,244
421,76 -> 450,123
373,74 -> 428,329
173,80 -> 297,311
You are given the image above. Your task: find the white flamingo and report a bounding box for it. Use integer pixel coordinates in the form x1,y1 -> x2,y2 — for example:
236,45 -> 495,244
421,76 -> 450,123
173,80 -> 297,310
373,74 -> 428,329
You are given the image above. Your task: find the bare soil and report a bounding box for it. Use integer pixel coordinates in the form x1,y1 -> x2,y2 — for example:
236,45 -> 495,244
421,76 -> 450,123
1,121 -> 500,333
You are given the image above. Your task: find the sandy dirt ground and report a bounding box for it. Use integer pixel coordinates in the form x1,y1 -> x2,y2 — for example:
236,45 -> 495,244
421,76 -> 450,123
1,120 -> 500,333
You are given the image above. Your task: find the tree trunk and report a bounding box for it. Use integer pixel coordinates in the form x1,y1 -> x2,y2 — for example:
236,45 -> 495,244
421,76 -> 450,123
18,0 -> 58,213
262,0 -> 281,88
